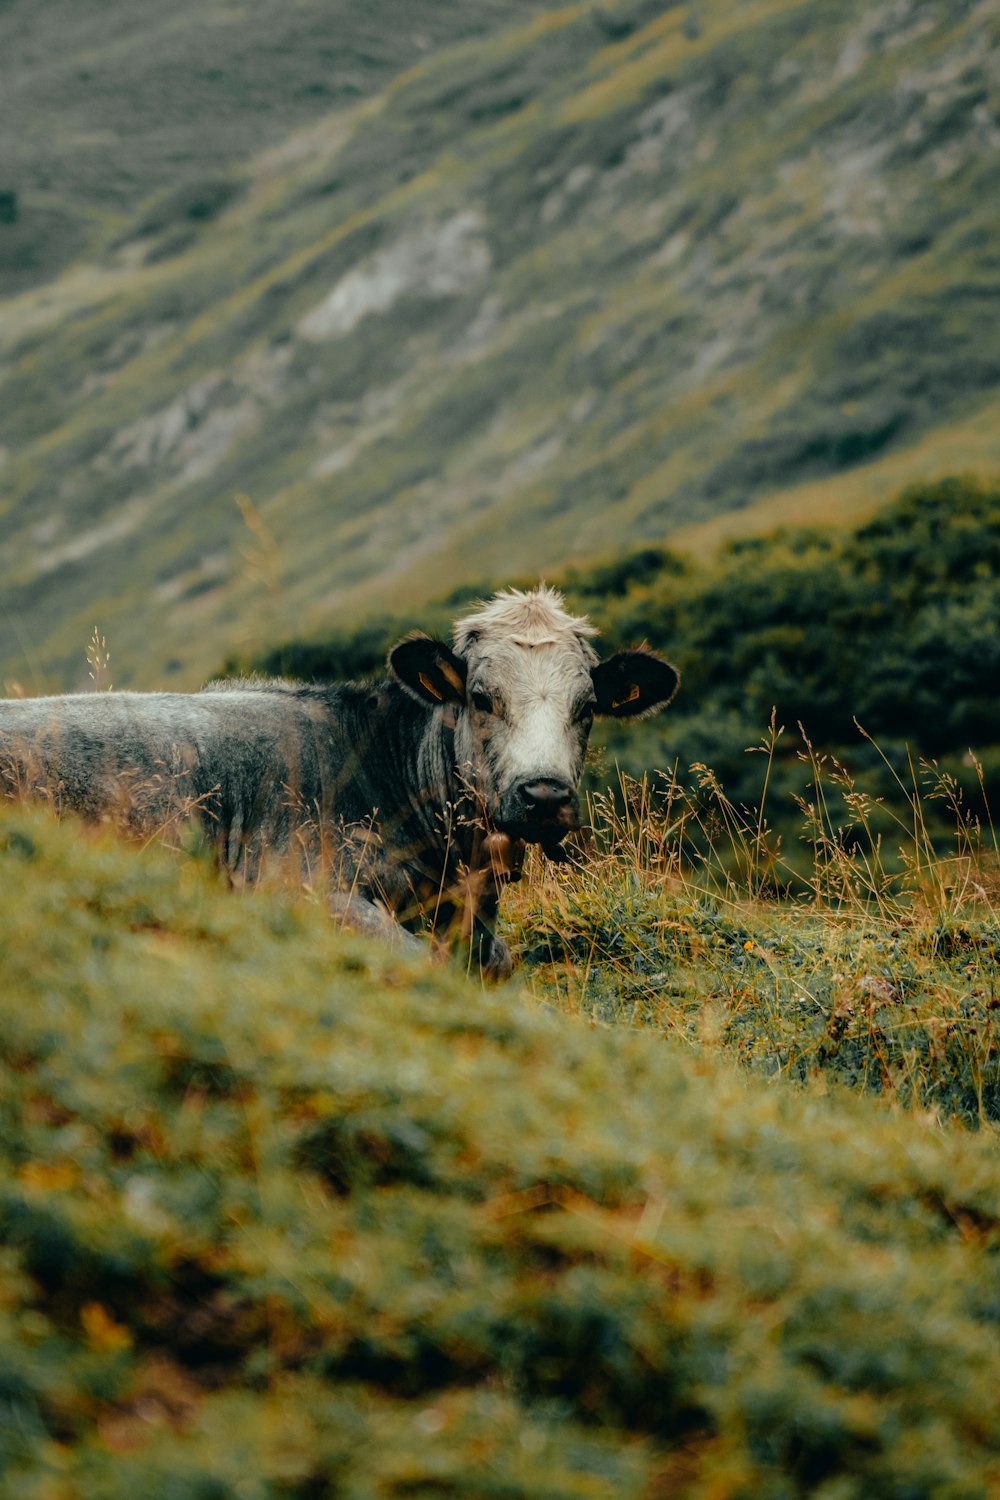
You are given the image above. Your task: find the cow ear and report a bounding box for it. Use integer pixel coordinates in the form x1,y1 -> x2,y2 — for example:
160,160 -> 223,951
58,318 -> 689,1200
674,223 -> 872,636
389,633 -> 468,707
591,649 -> 679,718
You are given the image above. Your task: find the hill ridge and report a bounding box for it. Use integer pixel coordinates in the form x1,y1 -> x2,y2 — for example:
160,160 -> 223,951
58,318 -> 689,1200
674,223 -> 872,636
1,0 -> 998,689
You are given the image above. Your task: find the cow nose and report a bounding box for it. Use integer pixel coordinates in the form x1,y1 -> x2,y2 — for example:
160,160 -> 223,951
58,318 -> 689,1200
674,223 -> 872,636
520,779 -> 574,814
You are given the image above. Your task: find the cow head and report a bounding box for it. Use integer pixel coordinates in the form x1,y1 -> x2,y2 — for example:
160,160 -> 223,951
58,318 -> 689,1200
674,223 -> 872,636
389,587 -> 678,853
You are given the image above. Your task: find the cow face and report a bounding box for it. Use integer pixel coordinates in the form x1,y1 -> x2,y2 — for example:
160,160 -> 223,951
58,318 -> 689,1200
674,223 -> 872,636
389,588 -> 678,853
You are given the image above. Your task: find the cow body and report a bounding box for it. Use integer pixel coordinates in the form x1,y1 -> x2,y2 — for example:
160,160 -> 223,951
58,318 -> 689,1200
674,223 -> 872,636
0,588 -> 679,976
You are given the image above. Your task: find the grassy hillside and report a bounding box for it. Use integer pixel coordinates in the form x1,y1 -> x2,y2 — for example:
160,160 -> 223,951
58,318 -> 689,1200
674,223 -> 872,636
1,0 -> 998,691
510,782 -> 1000,1129
0,0 -> 550,297
3,804 -> 1000,1496
578,476 -> 1000,834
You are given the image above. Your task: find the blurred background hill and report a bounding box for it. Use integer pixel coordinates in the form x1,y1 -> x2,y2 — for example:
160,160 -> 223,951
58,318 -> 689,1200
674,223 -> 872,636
0,0 -> 998,693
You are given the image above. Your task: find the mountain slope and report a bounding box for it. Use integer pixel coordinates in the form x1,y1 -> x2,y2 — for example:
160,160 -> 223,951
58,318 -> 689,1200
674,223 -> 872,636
0,0 -> 550,297
1,0 -> 998,690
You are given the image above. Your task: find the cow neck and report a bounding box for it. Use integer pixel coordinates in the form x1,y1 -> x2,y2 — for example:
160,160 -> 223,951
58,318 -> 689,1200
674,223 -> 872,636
413,701 -> 483,874
357,684 -> 475,879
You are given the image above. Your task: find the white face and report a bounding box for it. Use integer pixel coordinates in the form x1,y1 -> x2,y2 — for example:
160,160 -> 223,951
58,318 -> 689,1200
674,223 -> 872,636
388,586 -> 679,852
453,633 -> 596,841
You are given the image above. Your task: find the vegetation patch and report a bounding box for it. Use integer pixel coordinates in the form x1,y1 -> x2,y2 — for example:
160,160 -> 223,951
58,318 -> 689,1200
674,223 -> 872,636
508,765 -> 1000,1129
2,805 -> 1000,1495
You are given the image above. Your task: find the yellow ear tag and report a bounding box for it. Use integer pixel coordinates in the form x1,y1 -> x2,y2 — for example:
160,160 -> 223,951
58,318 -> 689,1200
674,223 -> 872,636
440,662 -> 464,695
419,672 -> 443,701
611,682 -> 641,710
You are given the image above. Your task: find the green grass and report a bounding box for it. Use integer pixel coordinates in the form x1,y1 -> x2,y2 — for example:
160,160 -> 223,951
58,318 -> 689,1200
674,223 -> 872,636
1,0 -> 999,690
3,800 -> 1000,1497
508,759 -> 1000,1129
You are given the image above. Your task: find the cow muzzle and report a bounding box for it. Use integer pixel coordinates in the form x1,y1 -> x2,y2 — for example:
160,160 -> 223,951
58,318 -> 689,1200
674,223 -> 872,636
499,778 -> 580,851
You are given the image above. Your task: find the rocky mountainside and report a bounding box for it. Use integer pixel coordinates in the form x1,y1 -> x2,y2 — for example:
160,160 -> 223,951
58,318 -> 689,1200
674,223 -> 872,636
0,0 -> 550,298
1,0 -> 998,690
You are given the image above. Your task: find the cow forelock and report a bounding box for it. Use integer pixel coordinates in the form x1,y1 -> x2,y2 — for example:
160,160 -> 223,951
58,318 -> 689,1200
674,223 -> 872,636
451,588 -> 598,842
452,585 -> 597,656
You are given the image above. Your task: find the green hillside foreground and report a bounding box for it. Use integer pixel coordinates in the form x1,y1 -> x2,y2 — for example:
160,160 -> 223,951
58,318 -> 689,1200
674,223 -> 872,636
3,806 -> 1000,1496
2,0 -> 999,691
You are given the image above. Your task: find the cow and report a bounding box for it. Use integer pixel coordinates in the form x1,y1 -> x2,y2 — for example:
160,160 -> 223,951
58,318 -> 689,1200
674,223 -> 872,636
0,586 -> 678,976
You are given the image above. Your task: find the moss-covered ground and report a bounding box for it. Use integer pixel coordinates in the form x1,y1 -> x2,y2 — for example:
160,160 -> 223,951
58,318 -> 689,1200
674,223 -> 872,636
3,802 -> 1000,1497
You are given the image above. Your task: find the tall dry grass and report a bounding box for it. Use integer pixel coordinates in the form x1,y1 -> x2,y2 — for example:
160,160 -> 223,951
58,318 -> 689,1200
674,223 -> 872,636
505,726 -> 1000,1127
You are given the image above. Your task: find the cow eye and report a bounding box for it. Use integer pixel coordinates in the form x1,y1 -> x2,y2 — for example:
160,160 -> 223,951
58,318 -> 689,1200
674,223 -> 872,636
576,701 -> 596,724
471,690 -> 494,715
